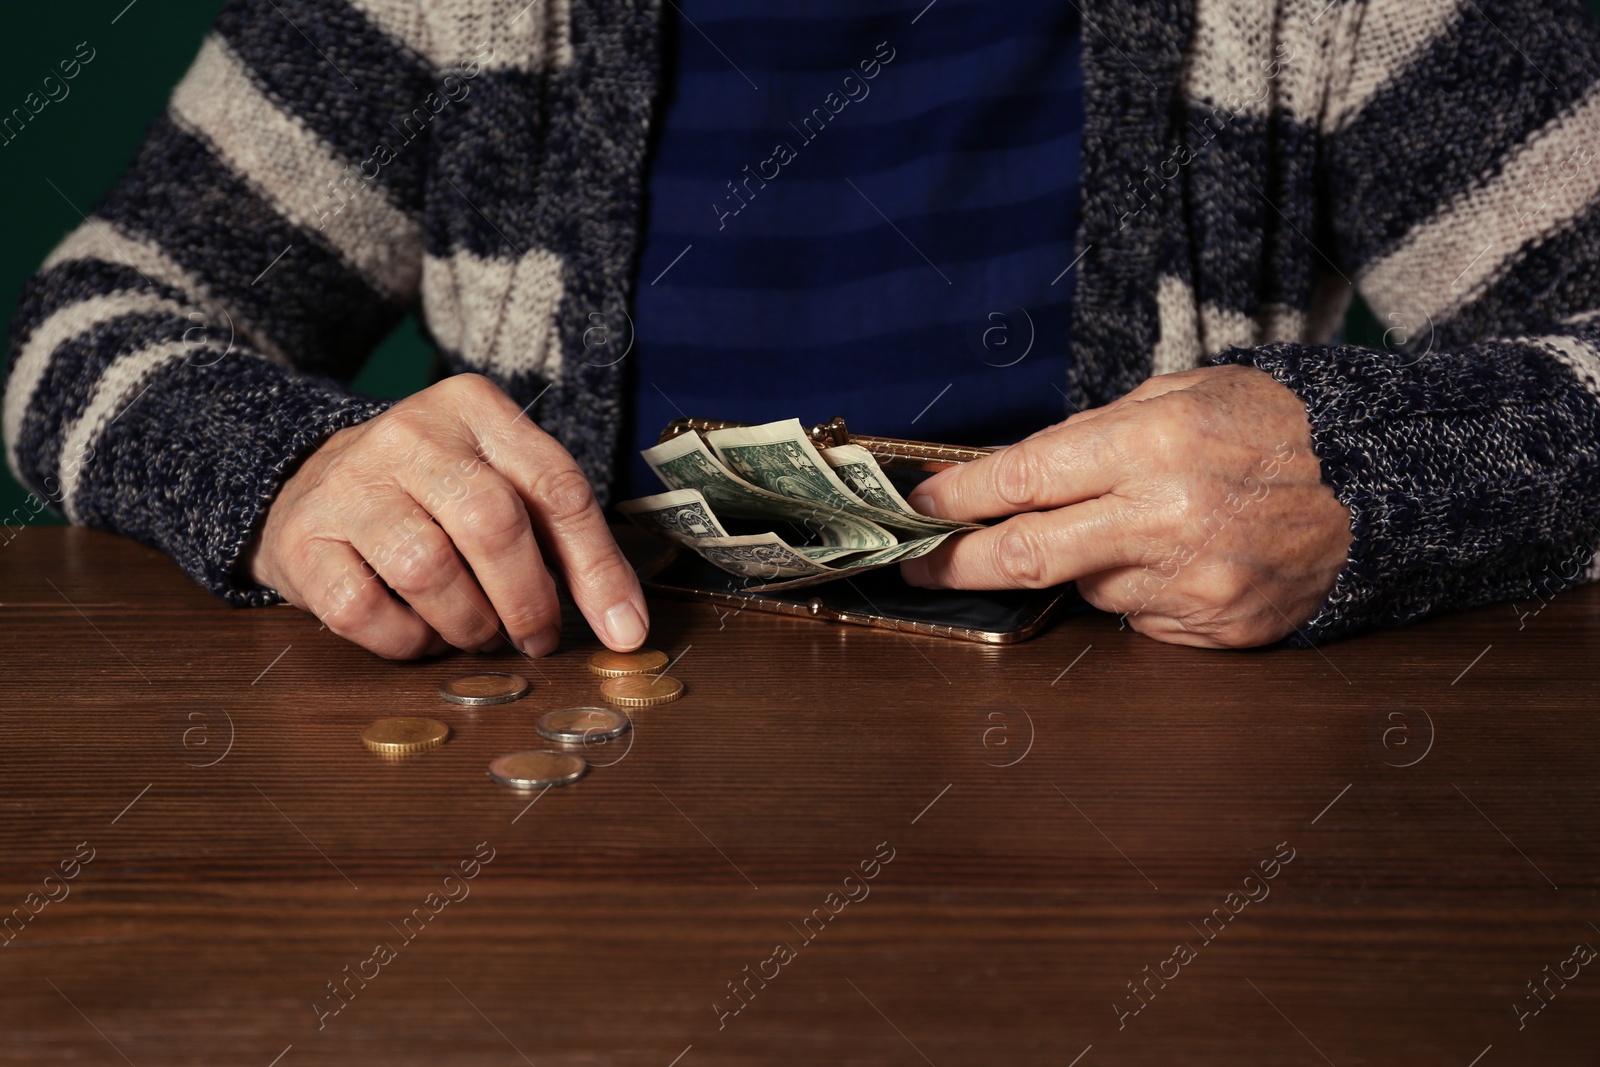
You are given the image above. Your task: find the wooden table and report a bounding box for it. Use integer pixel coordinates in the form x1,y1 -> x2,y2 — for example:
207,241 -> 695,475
1,527 -> 1596,1065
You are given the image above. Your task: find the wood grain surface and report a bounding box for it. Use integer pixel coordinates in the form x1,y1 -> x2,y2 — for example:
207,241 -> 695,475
1,526 -> 1596,1065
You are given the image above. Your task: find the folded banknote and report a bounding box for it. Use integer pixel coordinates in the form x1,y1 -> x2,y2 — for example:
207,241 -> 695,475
616,418 -> 979,592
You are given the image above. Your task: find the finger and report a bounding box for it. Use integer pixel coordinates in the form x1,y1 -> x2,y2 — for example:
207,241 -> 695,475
401,457 -> 563,658
902,499 -> 1152,591
900,497 -> 1140,590
521,456 -> 648,652
1077,567 -> 1289,649
465,389 -> 649,652
1068,567 -> 1225,645
345,487 -> 505,653
906,421 -> 1122,523
1073,565 -> 1182,627
291,539 -> 443,660
1124,612 -> 1234,649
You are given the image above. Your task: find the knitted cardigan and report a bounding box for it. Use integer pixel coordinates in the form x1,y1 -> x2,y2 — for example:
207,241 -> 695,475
6,0 -> 1600,644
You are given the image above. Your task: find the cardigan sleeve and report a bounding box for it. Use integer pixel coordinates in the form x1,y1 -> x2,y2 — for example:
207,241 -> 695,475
2,0 -> 446,604
1210,0 -> 1600,642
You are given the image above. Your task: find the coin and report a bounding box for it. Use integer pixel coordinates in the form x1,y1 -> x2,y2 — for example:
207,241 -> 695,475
488,750 -> 587,790
600,674 -> 683,707
439,672 -> 528,706
362,717 -> 449,755
587,648 -> 669,677
536,706 -> 632,744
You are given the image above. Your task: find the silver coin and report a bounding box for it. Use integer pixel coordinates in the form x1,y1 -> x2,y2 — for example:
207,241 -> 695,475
439,672 -> 528,706
536,706 -> 632,744
488,750 -> 587,790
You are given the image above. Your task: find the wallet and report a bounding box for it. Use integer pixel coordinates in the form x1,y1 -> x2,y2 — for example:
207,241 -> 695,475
631,416 -> 1083,643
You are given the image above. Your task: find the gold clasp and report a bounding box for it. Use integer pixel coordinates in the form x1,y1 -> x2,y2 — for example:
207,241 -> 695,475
807,416 -> 850,449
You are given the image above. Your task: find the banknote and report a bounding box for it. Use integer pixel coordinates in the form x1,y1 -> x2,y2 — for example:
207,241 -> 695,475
819,444 -> 971,530
616,489 -> 865,563
614,488 -> 728,543
703,419 -> 971,537
625,420 -> 978,590
689,534 -> 833,580
641,430 -> 895,551
687,529 -> 959,590
735,528 -> 958,592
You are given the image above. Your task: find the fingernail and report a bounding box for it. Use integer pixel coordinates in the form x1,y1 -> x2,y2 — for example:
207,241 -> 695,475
477,635 -> 504,654
907,492 -> 940,519
519,625 -> 559,658
900,557 -> 932,586
603,600 -> 648,650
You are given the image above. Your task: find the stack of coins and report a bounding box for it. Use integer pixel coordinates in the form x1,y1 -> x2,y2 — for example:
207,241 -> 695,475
588,649 -> 685,709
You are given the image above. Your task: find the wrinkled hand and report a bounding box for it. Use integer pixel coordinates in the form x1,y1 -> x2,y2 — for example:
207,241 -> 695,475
899,365 -> 1353,647
243,373 -> 649,660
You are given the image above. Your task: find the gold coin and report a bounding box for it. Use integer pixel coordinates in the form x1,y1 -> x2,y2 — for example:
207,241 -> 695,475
600,674 -> 683,707
587,648 -> 669,677
362,717 -> 449,755
439,672 -> 529,706
488,750 -> 587,790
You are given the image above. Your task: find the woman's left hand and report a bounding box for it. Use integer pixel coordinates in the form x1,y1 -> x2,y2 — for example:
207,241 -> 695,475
898,364 -> 1354,648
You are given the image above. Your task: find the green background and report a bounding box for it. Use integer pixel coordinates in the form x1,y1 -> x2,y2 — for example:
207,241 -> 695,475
2,1 -> 1594,525
0,0 -> 435,527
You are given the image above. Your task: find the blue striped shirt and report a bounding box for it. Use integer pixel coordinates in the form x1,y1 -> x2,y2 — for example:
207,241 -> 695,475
621,0 -> 1083,498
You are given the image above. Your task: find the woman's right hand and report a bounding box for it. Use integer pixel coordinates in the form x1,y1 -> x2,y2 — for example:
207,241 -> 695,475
242,373 -> 649,660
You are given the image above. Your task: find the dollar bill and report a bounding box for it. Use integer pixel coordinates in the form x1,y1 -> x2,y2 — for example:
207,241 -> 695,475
614,488 -> 728,543
684,529 -> 962,590
819,444 -> 971,530
738,528 -> 962,592
642,431 -> 895,551
704,419 -> 972,537
617,489 -> 872,565
689,534 -> 834,580
624,420 -> 980,591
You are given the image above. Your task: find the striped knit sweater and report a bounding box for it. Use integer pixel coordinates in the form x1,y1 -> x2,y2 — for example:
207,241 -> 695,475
6,0 -> 1600,644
